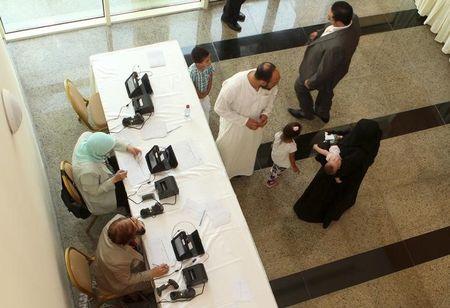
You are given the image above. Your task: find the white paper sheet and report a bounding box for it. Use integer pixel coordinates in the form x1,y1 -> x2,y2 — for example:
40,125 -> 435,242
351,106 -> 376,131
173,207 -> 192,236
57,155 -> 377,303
150,74 -> 178,97
145,48 -> 166,68
207,203 -> 231,228
232,278 -> 253,302
148,236 -> 176,266
116,152 -> 150,186
183,199 -> 207,222
167,123 -> 183,134
171,140 -> 203,171
112,126 -> 141,145
141,120 -> 168,140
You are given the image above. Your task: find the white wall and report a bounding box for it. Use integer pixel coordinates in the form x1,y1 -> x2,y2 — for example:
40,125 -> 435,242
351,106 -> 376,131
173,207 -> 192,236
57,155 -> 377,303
0,38 -> 72,308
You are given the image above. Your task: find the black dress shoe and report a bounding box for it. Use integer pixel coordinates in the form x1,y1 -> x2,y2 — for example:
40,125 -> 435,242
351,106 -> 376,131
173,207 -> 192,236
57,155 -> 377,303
313,111 -> 330,123
288,108 -> 314,120
221,15 -> 242,32
237,12 -> 246,22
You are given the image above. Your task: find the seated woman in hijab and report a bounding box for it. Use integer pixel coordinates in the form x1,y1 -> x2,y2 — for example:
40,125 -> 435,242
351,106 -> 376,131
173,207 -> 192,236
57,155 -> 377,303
93,214 -> 169,296
72,132 -> 141,215
293,119 -> 382,228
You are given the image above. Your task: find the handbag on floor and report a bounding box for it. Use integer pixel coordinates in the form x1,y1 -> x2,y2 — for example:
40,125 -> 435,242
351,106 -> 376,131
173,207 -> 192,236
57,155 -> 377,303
60,165 -> 91,219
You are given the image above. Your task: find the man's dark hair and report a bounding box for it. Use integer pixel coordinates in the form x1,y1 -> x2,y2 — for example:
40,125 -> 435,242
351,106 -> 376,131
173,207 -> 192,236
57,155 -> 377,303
331,1 -> 353,26
191,47 -> 210,64
254,62 -> 276,82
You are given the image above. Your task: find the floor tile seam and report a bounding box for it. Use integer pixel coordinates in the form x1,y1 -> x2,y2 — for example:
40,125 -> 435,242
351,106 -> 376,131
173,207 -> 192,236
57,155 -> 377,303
381,200 -> 412,266
301,274 -> 312,300
401,239 -> 417,266
299,24 -> 308,42
210,41 -> 220,65
383,12 -> 395,31
433,104 -> 447,125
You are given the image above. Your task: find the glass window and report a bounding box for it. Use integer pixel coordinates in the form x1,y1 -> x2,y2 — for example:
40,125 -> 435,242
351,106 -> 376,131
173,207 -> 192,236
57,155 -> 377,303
109,0 -> 200,16
0,0 -> 104,33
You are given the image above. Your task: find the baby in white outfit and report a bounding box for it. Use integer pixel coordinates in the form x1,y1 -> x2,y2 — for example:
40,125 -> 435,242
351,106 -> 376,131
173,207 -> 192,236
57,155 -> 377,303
313,143 -> 342,183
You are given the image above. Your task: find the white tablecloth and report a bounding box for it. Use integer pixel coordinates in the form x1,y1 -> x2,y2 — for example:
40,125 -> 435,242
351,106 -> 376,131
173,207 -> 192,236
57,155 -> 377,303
90,41 -> 277,308
416,0 -> 450,57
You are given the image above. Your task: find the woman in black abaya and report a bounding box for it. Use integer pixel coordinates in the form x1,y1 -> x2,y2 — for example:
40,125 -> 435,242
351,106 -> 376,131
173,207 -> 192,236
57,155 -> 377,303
294,119 -> 382,228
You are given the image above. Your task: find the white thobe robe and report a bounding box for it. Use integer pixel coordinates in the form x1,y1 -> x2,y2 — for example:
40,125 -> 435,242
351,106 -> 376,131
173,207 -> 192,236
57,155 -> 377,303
214,69 -> 278,178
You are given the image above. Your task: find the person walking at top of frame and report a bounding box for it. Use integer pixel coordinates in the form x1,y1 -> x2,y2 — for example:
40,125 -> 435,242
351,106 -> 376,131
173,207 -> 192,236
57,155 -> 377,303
288,1 -> 361,123
221,0 -> 247,32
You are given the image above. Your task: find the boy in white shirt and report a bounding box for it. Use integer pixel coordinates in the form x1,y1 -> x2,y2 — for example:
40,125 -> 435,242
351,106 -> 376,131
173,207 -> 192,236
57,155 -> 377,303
188,47 -> 215,122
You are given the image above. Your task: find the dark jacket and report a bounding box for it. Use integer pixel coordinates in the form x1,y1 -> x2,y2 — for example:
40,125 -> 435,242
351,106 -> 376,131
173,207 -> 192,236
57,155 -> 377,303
299,15 -> 361,89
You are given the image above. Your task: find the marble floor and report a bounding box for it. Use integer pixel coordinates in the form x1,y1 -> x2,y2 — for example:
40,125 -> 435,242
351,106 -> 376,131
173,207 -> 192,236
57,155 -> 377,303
233,124 -> 450,279
5,0 -> 450,307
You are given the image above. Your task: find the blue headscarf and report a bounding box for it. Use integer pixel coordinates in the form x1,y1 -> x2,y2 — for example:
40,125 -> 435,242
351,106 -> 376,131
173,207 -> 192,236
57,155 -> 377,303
75,132 -> 116,163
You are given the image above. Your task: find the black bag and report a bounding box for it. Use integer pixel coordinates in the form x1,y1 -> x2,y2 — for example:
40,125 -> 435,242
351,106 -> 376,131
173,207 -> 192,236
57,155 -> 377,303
60,170 -> 91,219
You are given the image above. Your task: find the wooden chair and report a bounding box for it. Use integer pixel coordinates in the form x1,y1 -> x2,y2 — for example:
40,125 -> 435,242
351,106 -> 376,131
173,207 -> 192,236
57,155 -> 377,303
65,247 -> 122,307
64,79 -> 107,131
60,160 -> 98,234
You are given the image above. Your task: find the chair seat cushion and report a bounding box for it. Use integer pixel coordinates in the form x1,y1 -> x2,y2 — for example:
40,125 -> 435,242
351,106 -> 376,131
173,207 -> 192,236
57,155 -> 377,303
87,93 -> 107,130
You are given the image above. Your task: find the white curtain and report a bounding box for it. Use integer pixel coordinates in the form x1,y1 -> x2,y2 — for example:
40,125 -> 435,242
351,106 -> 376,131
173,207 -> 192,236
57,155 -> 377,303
415,0 -> 450,57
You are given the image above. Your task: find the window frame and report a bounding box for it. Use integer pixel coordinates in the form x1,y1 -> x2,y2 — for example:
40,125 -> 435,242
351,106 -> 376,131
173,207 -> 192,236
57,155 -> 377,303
1,0 -> 210,42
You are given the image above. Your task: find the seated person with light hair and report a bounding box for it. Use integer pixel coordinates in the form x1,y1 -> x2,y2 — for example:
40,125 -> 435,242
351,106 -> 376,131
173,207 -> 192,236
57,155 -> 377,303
92,215 -> 169,296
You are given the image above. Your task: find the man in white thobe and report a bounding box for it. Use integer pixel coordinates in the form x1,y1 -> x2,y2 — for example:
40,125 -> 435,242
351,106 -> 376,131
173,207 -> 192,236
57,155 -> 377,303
215,62 -> 281,178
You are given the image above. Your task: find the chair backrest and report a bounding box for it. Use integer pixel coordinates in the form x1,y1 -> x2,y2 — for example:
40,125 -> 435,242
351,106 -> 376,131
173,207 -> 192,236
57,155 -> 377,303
65,247 -> 95,297
60,160 -> 82,204
64,79 -> 92,129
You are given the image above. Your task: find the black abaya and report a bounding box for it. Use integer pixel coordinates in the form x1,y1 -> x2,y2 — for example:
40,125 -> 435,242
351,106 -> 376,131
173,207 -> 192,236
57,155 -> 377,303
294,119 -> 382,227
294,167 -> 338,223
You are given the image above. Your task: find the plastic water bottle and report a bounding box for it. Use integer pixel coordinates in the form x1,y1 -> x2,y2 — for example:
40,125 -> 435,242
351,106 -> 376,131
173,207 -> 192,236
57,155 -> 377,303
184,104 -> 191,120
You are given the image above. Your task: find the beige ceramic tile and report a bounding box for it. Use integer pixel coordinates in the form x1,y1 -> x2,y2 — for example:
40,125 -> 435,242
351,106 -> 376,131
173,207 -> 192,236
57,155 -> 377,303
365,125 -> 450,239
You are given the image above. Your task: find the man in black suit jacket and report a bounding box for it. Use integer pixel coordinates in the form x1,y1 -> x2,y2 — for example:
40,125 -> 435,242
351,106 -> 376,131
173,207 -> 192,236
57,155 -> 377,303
289,1 -> 360,123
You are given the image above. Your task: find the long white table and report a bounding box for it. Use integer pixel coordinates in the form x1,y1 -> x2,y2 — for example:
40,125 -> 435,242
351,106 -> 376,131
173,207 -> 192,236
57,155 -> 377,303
90,40 -> 277,308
